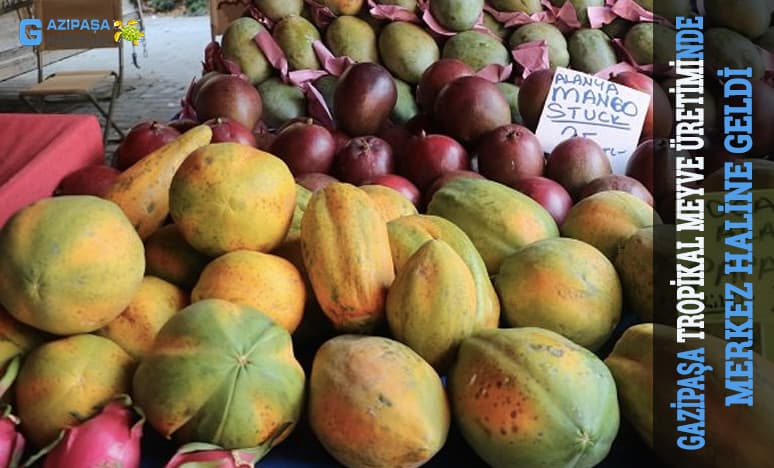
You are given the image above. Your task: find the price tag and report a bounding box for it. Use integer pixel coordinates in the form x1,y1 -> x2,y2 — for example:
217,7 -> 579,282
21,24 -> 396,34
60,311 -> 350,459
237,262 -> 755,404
535,67 -> 650,174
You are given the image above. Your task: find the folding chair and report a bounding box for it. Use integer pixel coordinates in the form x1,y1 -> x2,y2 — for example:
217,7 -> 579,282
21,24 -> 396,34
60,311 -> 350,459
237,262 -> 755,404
19,0 -> 126,144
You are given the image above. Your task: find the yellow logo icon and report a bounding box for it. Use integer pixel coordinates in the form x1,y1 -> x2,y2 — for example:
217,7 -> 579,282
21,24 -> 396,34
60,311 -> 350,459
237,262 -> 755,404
113,19 -> 144,46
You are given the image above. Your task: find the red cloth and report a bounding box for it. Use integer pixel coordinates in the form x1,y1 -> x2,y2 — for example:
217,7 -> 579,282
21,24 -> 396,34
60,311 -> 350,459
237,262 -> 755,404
0,113 -> 104,227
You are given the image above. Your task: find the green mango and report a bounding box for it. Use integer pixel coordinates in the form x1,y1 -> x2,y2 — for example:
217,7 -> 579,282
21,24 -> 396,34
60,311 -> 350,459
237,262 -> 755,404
442,30 -> 511,72
758,27 -> 774,53
601,18 -> 632,40
508,22 -> 570,69
272,15 -> 321,71
221,18 -> 271,86
379,22 -> 440,83
656,0 -> 693,25
488,0 -> 542,13
625,23 -> 676,67
376,0 -> 417,11
705,27 -> 765,80
312,75 -> 338,116
390,78 -> 419,125
429,0 -> 484,32
705,0 -> 770,40
257,78 -> 307,129
482,12 -> 508,40
551,0 -> 604,26
325,15 -> 379,63
633,0 -> 652,10
568,28 -> 618,75
496,82 -> 523,125
253,0 -> 304,21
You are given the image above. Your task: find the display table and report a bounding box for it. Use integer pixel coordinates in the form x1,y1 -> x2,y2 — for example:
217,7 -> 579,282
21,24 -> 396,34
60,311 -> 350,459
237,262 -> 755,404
0,113 -> 104,227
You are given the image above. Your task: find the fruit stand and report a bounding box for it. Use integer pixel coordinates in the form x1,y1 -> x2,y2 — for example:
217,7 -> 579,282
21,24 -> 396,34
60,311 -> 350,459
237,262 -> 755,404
0,0 -> 773,467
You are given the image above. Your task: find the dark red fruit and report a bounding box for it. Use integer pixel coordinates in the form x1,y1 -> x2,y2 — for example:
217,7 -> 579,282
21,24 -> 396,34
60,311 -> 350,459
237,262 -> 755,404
476,124 -> 545,187
365,174 -> 421,206
194,74 -> 263,131
545,137 -> 612,199
518,69 -> 555,131
55,165 -> 121,197
511,176 -> 573,225
334,63 -> 397,136
334,136 -> 394,185
295,172 -> 339,192
401,132 -> 470,190
416,58 -> 474,114
114,120 -> 180,170
270,120 -> 337,175
579,174 -> 654,206
434,76 -> 511,144
204,117 -> 257,146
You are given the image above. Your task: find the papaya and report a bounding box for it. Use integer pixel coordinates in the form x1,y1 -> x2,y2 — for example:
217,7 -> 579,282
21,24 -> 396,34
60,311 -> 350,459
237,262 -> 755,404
427,177 -> 559,274
495,237 -> 622,350
386,239 -> 477,371
561,190 -> 661,261
359,184 -> 417,222
300,183 -> 395,333
15,334 -> 135,447
281,183 -> 313,247
309,335 -> 449,467
191,250 -> 306,334
386,214 -> 500,330
144,223 -> 211,290
0,307 -> 48,372
97,275 -> 188,360
0,196 -> 145,335
169,143 -> 296,257
221,18 -> 272,85
132,299 -> 306,453
605,323 -> 774,467
103,124 -> 212,240
449,327 -> 619,468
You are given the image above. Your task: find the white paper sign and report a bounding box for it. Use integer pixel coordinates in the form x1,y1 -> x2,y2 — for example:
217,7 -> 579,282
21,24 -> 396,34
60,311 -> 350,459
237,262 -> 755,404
535,67 -> 651,174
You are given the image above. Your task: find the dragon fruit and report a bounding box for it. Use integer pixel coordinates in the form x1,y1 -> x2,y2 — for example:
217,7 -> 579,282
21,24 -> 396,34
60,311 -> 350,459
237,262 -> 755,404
24,395 -> 143,468
0,357 -> 24,468
164,442 -> 265,468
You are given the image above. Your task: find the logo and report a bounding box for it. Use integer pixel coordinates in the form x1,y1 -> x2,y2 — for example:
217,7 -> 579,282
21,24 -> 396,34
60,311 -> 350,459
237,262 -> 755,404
19,18 -> 41,46
18,18 -> 144,46
113,19 -> 144,45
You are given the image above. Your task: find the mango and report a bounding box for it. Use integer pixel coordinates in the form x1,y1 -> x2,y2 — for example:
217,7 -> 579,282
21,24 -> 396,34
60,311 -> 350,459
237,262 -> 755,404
272,15 -> 321,71
253,0 -> 303,21
442,30 -> 511,72
568,28 -> 618,75
705,0 -> 770,39
508,22 -> 569,69
257,78 -> 307,129
488,0 -> 541,13
705,27 -> 765,80
389,77 -> 419,125
496,82 -> 523,125
430,0 -> 484,32
221,18 -> 271,86
379,21 -> 440,83
325,15 -> 379,63
482,12 -> 508,40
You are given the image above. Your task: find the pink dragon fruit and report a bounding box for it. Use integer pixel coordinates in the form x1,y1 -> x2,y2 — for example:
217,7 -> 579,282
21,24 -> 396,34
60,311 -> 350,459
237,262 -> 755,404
26,395 -> 144,468
0,357 -> 24,468
164,442 -> 265,468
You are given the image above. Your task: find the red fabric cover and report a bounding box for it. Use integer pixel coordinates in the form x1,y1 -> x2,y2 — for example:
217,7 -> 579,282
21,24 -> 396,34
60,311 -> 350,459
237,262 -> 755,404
0,113 -> 104,227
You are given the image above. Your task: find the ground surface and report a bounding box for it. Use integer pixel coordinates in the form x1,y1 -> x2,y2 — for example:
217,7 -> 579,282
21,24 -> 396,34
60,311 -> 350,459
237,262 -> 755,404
0,15 -> 212,157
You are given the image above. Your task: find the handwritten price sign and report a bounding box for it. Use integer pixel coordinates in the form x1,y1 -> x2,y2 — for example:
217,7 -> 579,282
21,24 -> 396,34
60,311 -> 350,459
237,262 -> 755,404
535,67 -> 650,174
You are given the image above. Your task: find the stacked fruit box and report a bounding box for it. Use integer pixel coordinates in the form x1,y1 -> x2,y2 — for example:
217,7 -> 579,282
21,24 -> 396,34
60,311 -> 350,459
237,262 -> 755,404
1,0 -> 773,467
